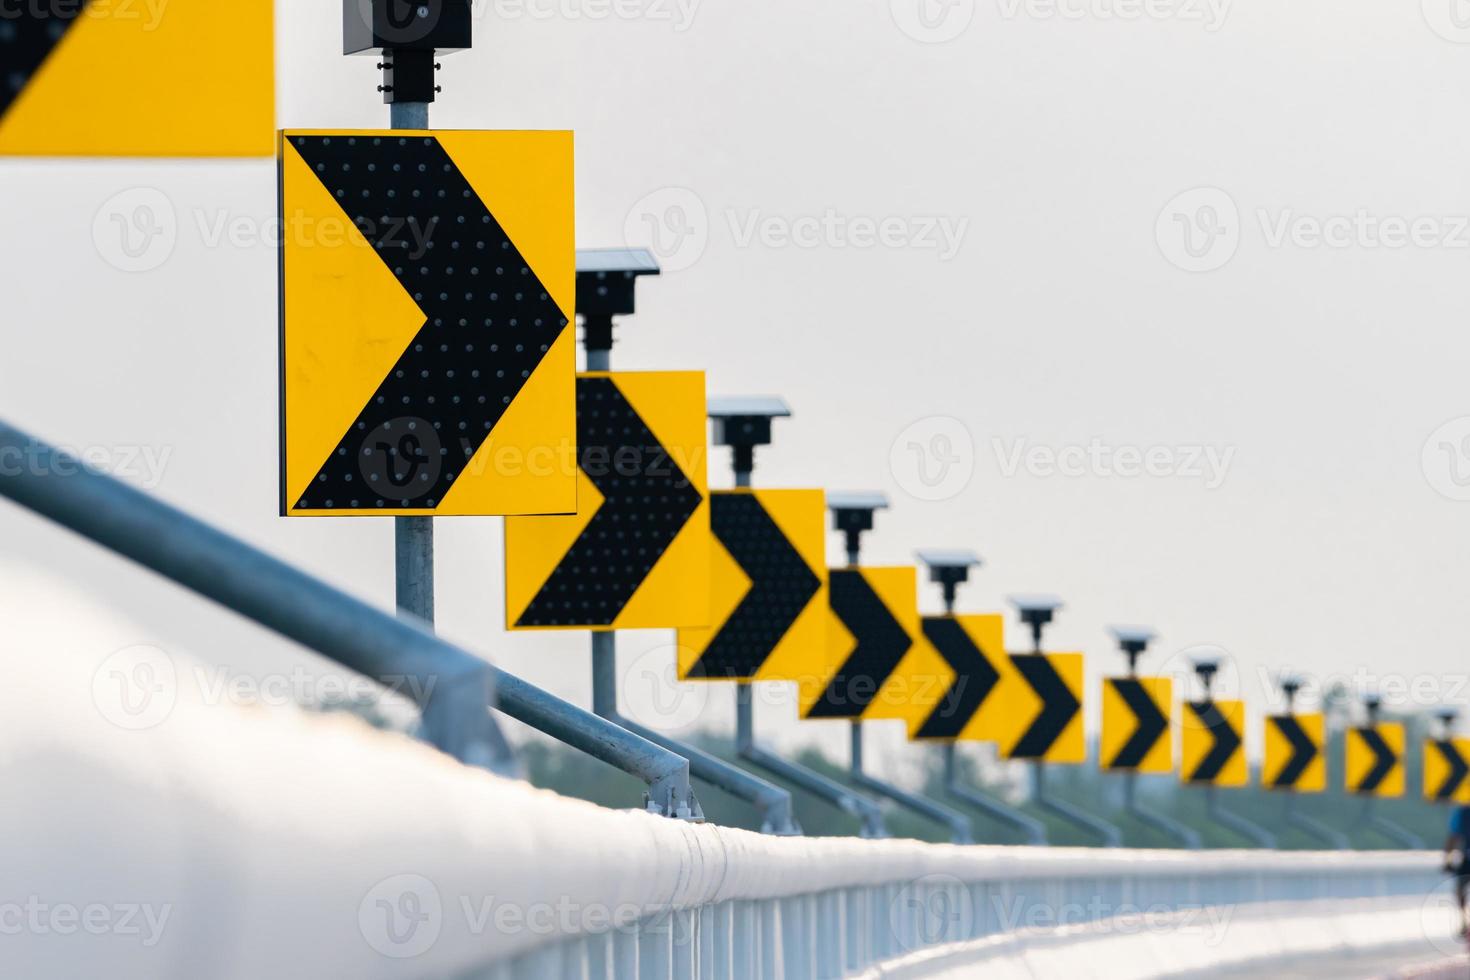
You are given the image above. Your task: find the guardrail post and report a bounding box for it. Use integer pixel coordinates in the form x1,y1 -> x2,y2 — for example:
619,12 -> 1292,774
759,900 -> 781,978
700,904 -> 721,980
638,907 -> 672,980
815,891 -> 843,979
670,908 -> 697,980
730,901 -> 756,980
780,895 -> 812,980
586,930 -> 612,980
843,889 -> 865,972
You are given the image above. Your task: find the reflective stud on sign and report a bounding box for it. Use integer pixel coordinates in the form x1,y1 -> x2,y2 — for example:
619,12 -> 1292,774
1263,713 -> 1326,793
1424,737 -> 1470,803
1346,723 -> 1405,798
504,371 -> 711,631
997,652 -> 1086,764
677,489 -> 827,684
0,0 -> 274,156
799,566 -> 949,728
1181,699 -> 1248,787
911,614 -> 1010,743
278,130 -> 577,517
1101,676 -> 1173,774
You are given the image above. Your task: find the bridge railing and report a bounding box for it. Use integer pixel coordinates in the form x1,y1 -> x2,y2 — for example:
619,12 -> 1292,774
11,650 -> 1442,980
8,635 -> 1442,980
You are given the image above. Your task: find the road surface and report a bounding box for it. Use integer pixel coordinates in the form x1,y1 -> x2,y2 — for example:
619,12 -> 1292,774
1207,947 -> 1469,979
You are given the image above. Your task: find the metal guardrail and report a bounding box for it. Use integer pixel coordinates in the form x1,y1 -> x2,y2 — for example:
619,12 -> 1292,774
0,420 -> 696,817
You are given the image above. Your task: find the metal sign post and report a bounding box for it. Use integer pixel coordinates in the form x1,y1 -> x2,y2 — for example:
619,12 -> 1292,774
1105,627 -> 1200,849
1272,677 -> 1349,850
830,495 -> 973,844
916,551 -> 1046,845
353,0 -> 467,624
326,0 -> 528,758
1187,657 -> 1275,848
1011,596 -> 1122,847
552,251 -> 797,832
1353,695 -> 1423,848
705,399 -> 886,837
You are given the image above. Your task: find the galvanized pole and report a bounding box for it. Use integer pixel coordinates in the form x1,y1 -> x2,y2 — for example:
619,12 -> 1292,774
1354,695 -> 1424,849
920,552 -> 1046,845
387,57 -> 433,625
574,265 -> 798,833
1276,678 -> 1349,850
388,100 -> 433,623
835,499 -> 973,844
1015,599 -> 1122,847
712,399 -> 887,838
1110,628 -> 1199,849
1191,660 -> 1276,849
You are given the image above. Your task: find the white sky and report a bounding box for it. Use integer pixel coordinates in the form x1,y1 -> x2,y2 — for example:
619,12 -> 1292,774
5,0 -> 1470,777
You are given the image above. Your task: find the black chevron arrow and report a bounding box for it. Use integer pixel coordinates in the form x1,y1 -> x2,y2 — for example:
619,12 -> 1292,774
287,134 -> 567,512
1186,701 -> 1241,783
685,493 -> 821,679
515,376 -> 702,627
1,7 -> 82,122
914,617 -> 999,740
1269,715 -> 1318,788
1009,654 -> 1080,759
1355,727 -> 1397,793
1109,679 -> 1168,769
1432,740 -> 1469,801
806,570 -> 912,719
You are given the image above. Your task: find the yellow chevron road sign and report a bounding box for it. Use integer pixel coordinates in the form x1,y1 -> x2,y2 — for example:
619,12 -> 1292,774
1,0 -> 274,156
995,652 -> 1085,764
1180,699 -> 1247,786
1263,713 -> 1326,793
1101,676 -> 1172,773
279,130 -> 577,518
911,614 -> 1012,743
676,489 -> 827,683
505,370 -> 710,631
799,566 -> 952,728
1345,723 -> 1405,798
1423,738 -> 1470,803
